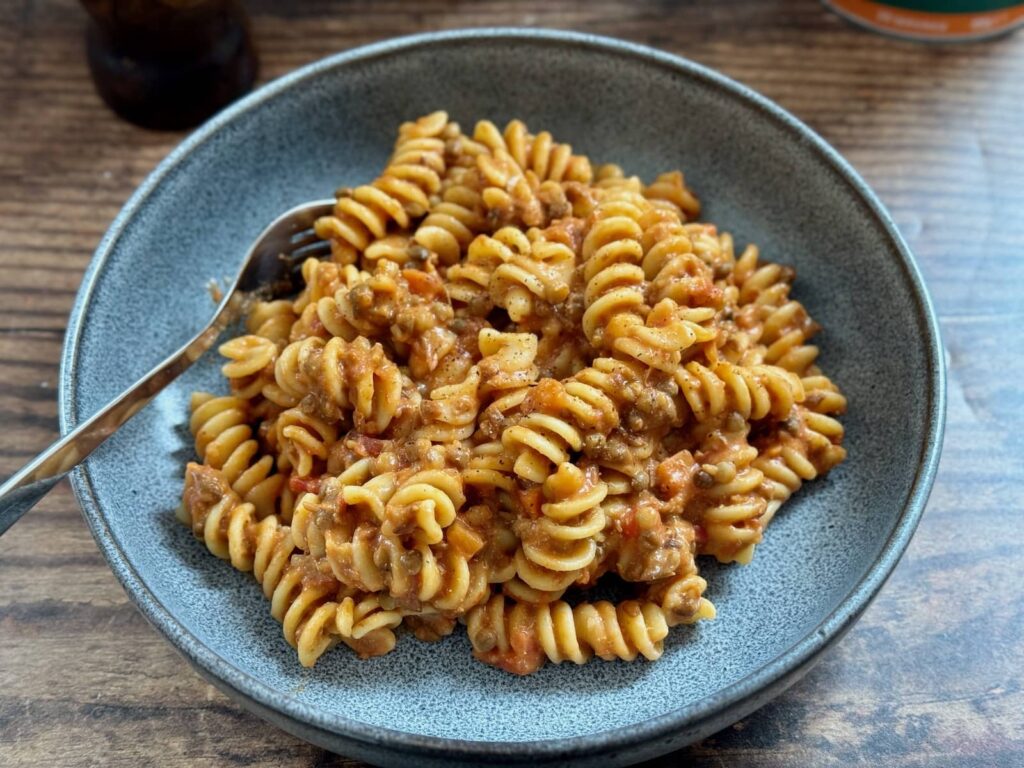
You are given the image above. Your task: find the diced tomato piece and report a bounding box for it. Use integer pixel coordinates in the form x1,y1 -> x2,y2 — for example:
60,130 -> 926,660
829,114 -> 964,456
515,486 -> 544,519
353,435 -> 386,457
402,268 -> 444,299
693,523 -> 708,547
620,506 -> 639,539
655,450 -> 696,498
542,217 -> 586,253
288,475 -> 322,495
478,627 -> 545,675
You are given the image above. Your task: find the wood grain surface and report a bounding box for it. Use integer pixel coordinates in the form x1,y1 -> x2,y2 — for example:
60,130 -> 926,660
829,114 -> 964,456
1,1 -> 1022,766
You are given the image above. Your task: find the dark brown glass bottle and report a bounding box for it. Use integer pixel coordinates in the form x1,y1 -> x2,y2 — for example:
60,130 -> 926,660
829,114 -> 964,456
80,0 -> 258,130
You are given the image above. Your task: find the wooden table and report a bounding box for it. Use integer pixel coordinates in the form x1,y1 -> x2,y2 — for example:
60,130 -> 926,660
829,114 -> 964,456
1,1 -> 1021,765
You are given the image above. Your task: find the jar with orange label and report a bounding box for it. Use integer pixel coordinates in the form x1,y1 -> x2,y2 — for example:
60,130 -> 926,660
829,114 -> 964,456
823,0 -> 1024,40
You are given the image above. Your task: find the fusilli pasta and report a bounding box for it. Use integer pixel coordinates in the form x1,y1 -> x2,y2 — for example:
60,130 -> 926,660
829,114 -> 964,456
179,112 -> 847,674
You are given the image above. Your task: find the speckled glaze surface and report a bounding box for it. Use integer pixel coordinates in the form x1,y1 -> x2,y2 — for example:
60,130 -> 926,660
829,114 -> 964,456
58,29 -> 945,767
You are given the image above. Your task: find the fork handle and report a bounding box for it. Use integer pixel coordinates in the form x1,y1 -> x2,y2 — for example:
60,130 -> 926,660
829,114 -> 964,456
0,297 -> 242,536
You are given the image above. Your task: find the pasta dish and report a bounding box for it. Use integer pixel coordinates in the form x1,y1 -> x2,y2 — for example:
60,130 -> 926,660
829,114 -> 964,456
179,112 -> 847,675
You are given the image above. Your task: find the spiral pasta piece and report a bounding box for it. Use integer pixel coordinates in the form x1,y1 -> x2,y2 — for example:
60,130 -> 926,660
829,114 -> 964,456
466,594 -> 670,674
501,409 -> 583,483
315,111 -> 451,263
479,119 -> 593,183
519,128 -> 593,184
184,483 -> 259,570
472,118 -> 593,184
417,366 -> 481,442
324,519 -> 489,614
683,422 -> 771,564
517,462 -> 607,582
674,359 -> 805,423
645,570 -> 717,627
605,298 -> 717,373
338,462 -> 396,514
590,164 -> 644,203
288,467 -> 488,623
188,393 -> 284,518
643,170 -> 701,220
754,404 -> 847,505
361,233 -> 411,265
760,308 -> 821,374
447,227 -> 531,314
505,545 -> 578,602
289,459 -> 372,556
539,464 -> 607,546
639,209 -> 724,310
334,594 -> 403,657
269,559 -> 342,665
292,257 -> 366,317
384,468 -> 466,545
464,440 -> 517,495
324,521 -> 392,593
271,335 -> 409,435
723,244 -> 822,373
218,334 -> 278,400
414,182 -> 486,265
489,235 -> 575,322
291,492 -> 330,559
802,373 -> 848,416
498,354 -> 668,483
428,532 -> 491,613
477,148 -> 545,228
246,299 -> 298,345
182,465 -> 365,667
580,202 -> 648,350
272,407 -> 337,478
475,328 -> 540,437
560,356 -> 646,433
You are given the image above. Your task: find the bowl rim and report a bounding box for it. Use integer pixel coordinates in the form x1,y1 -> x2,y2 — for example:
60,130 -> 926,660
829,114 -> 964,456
59,27 -> 946,762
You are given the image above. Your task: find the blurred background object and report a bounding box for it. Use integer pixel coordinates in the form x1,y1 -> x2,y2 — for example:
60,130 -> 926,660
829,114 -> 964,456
823,0 -> 1024,40
80,0 -> 257,129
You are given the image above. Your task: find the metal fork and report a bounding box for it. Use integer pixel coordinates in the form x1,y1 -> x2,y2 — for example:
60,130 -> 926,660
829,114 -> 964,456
0,198 -> 335,535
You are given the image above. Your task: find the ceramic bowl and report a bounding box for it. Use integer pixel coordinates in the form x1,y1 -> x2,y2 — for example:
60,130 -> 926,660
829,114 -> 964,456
59,28 -> 945,767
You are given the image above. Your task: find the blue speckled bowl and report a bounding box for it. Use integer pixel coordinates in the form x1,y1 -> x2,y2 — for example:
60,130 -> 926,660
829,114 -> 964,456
59,29 -> 945,767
